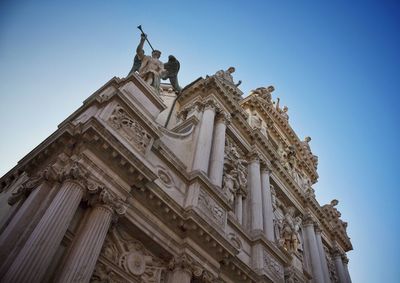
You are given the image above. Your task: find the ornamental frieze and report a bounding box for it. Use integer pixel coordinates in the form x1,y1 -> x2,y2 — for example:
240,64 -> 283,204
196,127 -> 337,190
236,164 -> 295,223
263,249 -> 284,280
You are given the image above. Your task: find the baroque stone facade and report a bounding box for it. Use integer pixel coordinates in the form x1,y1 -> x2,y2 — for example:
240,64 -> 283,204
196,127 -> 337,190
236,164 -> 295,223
0,70 -> 352,282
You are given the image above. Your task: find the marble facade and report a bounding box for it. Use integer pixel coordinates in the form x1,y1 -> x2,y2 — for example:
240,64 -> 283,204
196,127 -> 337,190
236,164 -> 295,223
0,71 -> 352,282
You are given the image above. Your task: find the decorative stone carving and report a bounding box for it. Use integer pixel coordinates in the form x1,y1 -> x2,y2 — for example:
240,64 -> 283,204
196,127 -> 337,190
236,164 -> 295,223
7,166 -> 56,205
228,233 -> 242,250
250,112 -> 262,130
96,226 -> 168,282
263,250 -> 284,279
325,247 -> 339,283
157,167 -> 173,187
250,85 -> 274,103
91,262 -> 126,283
278,207 -> 302,253
109,105 -> 152,153
197,189 -> 226,227
222,139 -> 248,202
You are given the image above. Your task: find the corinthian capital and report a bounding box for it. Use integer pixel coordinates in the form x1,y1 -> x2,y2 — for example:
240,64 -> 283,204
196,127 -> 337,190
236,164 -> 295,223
215,111 -> 231,125
88,186 -> 127,216
203,98 -> 220,111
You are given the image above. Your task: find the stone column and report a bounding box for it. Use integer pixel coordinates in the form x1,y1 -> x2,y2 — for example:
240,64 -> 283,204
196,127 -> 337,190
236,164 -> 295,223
209,112 -> 230,187
235,193 -> 243,225
0,181 -> 57,278
167,255 -> 193,283
315,226 -> 331,283
192,100 -> 217,173
56,189 -> 126,283
333,250 -> 347,283
303,216 -> 324,283
342,255 -> 352,283
2,170 -> 85,283
260,163 -> 274,241
248,152 -> 263,232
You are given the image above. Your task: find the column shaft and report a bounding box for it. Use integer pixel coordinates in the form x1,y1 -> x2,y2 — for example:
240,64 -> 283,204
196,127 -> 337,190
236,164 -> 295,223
2,181 -> 83,283
192,107 -> 216,173
343,261 -> 352,283
260,169 -> 274,241
248,159 -> 263,232
167,268 -> 192,283
315,231 -> 331,283
235,194 -> 243,225
303,224 -> 325,283
0,182 -> 56,277
56,205 -> 113,283
334,255 -> 347,283
209,119 -> 227,187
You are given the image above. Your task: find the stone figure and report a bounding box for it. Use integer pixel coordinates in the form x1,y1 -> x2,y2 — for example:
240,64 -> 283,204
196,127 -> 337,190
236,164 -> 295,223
127,53 -> 143,77
136,34 -> 164,94
162,55 -> 182,92
275,98 -> 289,121
250,85 -> 274,102
215,67 -> 242,87
279,207 -> 301,253
222,171 -> 237,204
302,136 -> 312,154
251,112 -> 262,129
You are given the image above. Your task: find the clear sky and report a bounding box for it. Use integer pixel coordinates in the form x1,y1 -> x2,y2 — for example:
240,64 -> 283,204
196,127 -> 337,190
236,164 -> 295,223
1,0 -> 399,282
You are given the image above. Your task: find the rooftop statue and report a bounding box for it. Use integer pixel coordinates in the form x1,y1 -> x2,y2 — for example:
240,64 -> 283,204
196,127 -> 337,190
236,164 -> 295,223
127,25 -> 182,93
250,85 -> 274,102
215,67 -> 242,87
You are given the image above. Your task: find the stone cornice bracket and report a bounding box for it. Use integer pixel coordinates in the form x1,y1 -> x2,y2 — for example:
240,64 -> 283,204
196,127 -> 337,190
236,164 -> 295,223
215,111 -> 231,125
7,165 -> 58,205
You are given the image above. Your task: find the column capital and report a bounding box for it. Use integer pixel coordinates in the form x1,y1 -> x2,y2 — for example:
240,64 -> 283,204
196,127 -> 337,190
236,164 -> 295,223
341,254 -> 349,264
88,187 -> 127,217
302,212 -> 315,226
247,148 -> 261,163
314,222 -> 322,233
202,98 -> 220,111
260,159 -> 272,173
8,165 -> 58,205
215,111 -> 231,125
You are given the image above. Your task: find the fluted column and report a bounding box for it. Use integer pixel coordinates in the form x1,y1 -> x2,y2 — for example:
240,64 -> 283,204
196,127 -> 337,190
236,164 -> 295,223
248,152 -> 263,232
192,100 -> 217,173
334,250 -> 346,283
342,255 -> 352,283
0,180 -> 57,278
209,112 -> 230,187
2,179 -> 84,283
167,255 -> 194,283
303,216 -> 324,283
315,226 -> 331,283
260,163 -> 274,241
56,189 -> 126,283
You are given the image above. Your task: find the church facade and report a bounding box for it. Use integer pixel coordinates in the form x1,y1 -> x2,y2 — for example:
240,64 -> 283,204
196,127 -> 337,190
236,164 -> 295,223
0,71 -> 352,282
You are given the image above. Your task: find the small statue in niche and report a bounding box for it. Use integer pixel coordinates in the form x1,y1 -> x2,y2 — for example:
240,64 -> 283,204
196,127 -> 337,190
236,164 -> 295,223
222,171 -> 237,204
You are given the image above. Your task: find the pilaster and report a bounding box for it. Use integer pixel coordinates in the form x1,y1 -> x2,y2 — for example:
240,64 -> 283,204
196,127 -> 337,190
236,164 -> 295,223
248,151 -> 263,232
260,161 -> 274,242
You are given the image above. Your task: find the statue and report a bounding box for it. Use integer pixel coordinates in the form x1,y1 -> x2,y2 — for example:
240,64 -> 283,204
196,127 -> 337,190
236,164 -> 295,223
250,85 -> 274,102
275,98 -> 289,121
215,67 -> 242,87
162,55 -> 182,92
279,207 -> 302,253
250,112 -> 262,129
136,33 -> 164,94
222,172 -> 237,204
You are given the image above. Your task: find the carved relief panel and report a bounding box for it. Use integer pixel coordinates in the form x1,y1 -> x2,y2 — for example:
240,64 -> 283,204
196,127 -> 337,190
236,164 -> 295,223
91,225 -> 168,283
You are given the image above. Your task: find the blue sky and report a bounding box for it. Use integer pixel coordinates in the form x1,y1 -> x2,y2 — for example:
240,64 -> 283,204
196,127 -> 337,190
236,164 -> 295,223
1,1 -> 399,281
